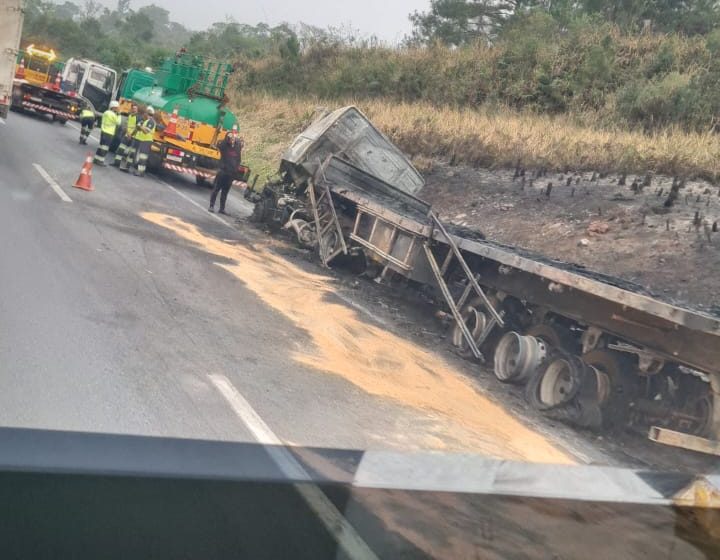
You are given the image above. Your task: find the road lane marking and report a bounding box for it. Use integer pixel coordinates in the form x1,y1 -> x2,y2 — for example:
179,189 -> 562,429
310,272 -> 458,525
157,179 -> 232,228
32,163 -> 73,202
0,117 -> 5,125
209,374 -> 378,560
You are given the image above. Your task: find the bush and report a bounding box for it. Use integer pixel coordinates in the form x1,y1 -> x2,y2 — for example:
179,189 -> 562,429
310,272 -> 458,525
616,72 -> 690,127
237,17 -> 715,132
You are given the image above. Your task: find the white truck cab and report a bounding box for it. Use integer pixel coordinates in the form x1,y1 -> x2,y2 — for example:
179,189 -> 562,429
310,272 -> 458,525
62,58 -> 117,116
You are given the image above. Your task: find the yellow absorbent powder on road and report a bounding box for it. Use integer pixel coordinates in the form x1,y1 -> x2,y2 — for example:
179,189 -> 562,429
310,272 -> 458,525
143,212 -> 573,465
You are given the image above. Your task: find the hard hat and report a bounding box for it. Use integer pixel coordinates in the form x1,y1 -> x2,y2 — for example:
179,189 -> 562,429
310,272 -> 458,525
109,100 -> 119,109
146,106 -> 155,115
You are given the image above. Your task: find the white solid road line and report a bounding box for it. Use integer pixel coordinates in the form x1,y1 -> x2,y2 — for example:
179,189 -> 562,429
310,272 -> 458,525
209,374 -> 379,560
33,163 -> 73,203
158,179 -> 232,228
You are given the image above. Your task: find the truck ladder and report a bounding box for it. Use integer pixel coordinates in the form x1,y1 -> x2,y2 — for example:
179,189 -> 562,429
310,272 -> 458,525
307,179 -> 348,266
424,212 -> 505,362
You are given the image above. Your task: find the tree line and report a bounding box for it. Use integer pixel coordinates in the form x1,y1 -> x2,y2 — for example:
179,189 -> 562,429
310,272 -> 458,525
21,0 -> 720,131
410,1 -> 720,45
238,1 -> 720,132
20,0 -> 312,70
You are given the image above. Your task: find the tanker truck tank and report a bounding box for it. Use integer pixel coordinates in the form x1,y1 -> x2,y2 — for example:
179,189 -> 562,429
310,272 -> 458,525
130,87 -> 237,130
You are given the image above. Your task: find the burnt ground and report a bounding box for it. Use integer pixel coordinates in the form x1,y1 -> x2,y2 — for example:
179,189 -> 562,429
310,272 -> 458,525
421,165 -> 720,317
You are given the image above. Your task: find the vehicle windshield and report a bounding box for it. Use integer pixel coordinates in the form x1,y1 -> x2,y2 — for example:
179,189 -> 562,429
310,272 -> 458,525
2,0 -> 718,557
87,65 -> 114,93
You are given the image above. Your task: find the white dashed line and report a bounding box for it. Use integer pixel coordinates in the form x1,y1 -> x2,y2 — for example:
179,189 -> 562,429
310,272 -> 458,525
33,163 -> 72,202
209,374 -> 378,560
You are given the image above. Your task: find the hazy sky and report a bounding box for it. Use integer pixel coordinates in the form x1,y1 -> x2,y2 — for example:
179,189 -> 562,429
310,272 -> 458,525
113,0 -> 430,43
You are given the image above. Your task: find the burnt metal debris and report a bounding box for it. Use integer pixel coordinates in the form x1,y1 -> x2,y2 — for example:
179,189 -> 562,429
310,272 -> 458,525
244,106 -> 720,456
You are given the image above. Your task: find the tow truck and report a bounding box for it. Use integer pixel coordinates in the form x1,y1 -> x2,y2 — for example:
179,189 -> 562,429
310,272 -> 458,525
11,44 -> 82,124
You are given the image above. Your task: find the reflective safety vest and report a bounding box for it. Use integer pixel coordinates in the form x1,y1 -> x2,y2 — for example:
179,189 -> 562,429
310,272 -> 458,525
135,118 -> 156,142
100,110 -> 121,135
80,109 -> 94,120
126,113 -> 138,136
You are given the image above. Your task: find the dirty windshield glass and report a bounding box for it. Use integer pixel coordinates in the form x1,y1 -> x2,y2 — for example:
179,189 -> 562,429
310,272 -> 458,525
1,0 -> 718,557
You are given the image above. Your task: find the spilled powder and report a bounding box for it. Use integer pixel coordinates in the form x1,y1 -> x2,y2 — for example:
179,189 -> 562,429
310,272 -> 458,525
143,212 -> 573,464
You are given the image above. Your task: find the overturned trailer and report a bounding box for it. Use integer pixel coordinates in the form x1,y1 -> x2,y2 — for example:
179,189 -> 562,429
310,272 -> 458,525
245,106 -> 720,455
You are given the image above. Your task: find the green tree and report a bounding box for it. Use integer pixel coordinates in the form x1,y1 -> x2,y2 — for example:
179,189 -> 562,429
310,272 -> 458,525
53,1 -> 81,20
122,12 -> 154,42
410,0 -> 519,45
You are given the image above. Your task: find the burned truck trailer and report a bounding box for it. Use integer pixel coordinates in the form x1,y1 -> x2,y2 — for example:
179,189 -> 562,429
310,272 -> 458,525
246,106 -> 720,455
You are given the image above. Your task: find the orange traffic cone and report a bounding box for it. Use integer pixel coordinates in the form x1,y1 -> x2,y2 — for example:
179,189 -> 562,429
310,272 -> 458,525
15,59 -> 25,79
73,154 -> 94,192
164,106 -> 179,137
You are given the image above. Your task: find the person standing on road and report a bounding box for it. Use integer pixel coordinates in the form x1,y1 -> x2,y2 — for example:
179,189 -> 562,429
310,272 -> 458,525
112,103 -> 139,167
209,125 -> 243,215
93,101 -> 121,166
120,106 -> 156,177
78,105 -> 95,145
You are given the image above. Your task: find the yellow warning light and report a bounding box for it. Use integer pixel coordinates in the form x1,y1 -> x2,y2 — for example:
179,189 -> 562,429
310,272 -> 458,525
25,44 -> 57,61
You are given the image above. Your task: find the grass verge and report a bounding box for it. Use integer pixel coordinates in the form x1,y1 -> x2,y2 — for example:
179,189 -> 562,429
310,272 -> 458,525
230,92 -> 720,182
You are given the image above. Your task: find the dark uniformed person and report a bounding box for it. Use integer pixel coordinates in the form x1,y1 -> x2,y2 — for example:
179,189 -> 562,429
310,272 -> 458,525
112,103 -> 139,167
93,100 -> 121,166
78,105 -> 95,145
209,125 -> 243,215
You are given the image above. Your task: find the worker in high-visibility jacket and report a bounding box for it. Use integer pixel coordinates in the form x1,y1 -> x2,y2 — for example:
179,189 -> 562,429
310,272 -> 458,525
78,105 -> 95,145
93,101 -> 122,166
120,106 -> 156,177
112,103 -> 139,167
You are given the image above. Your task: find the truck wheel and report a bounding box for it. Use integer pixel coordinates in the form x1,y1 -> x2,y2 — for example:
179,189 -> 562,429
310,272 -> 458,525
250,197 -> 271,223
53,116 -> 67,125
581,349 -> 635,431
196,175 -> 210,187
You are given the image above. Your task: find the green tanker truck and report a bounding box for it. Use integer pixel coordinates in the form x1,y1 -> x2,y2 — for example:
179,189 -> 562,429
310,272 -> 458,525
116,51 -> 249,185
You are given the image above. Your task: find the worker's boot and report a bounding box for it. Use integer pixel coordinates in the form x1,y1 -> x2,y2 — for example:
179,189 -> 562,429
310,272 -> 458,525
208,205 -> 215,213
218,207 -> 230,216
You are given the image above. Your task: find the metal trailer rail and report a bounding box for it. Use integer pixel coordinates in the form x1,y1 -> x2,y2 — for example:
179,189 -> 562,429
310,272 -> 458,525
309,155 -> 720,451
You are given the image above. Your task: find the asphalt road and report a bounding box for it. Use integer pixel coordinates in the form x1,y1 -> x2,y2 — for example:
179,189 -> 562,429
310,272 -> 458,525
1,110 -> 523,454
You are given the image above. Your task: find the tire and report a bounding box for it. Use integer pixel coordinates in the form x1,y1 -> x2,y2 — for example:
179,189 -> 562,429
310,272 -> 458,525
196,175 -> 210,187
250,197 -> 272,224
581,349 -> 635,431
451,295 -> 503,361
525,323 -> 578,353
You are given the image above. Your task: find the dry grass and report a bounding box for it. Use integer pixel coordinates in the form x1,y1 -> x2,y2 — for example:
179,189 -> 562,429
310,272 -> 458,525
231,92 -> 720,181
